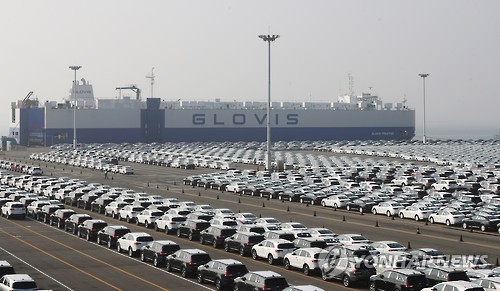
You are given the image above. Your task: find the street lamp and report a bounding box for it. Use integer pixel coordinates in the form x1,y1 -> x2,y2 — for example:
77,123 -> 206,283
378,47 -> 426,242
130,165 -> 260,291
258,34 -> 279,172
69,65 -> 82,150
418,73 -> 429,144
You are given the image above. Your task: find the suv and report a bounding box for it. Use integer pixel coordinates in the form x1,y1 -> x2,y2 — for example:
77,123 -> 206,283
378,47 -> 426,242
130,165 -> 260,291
284,247 -> 330,276
263,230 -> 296,242
49,209 -> 77,228
251,239 -> 296,265
166,249 -> 212,278
224,232 -> 265,256
177,219 -> 211,241
233,271 -> 289,290
199,226 -> 237,248
369,269 -> 429,291
117,232 -> 154,257
0,261 -> 15,277
197,259 -> 249,290
422,266 -> 470,286
293,237 -> 328,249
65,214 -> 93,234
0,202 -> 26,219
154,214 -> 187,234
77,219 -> 108,241
320,256 -> 376,287
140,240 -> 180,267
97,225 -> 131,248
0,274 -> 37,290
37,204 -> 62,223
135,209 -> 163,228
90,197 -> 114,214
421,281 -> 485,291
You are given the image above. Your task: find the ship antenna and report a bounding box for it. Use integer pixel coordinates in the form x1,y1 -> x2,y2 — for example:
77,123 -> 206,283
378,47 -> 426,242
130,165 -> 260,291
348,74 -> 354,96
146,67 -> 155,98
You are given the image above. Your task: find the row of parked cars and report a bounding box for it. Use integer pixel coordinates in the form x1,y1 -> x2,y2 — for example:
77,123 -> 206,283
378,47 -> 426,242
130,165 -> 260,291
2,161 -> 500,290
26,154 -> 134,174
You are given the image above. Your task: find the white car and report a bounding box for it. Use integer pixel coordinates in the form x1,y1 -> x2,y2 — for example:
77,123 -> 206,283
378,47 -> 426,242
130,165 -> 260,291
135,209 -> 163,228
234,212 -> 258,224
321,195 -> 350,209
280,222 -> 308,234
116,232 -> 154,257
162,198 -> 181,208
104,201 -> 129,218
26,201 -> 51,217
194,204 -> 215,215
118,205 -> 145,223
254,217 -> 282,228
283,247 -> 330,276
336,234 -> 371,245
1,201 -> 26,219
399,206 -> 432,221
370,241 -> 407,254
309,228 -> 337,239
226,182 -> 247,193
178,201 -> 197,211
214,208 -> 235,219
428,209 -> 465,226
473,277 -> 500,290
209,217 -> 238,228
421,281 -> 484,291
372,202 -> 405,216
119,166 -> 134,174
154,214 -> 187,233
251,239 -> 296,265
0,274 -> 38,290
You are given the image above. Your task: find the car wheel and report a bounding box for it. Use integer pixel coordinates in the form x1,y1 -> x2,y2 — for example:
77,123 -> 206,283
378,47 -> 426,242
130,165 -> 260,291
58,222 -> 63,229
86,233 -> 91,241
463,222 -> 468,229
153,257 -> 160,267
284,259 -> 291,270
369,282 -> 376,291
445,220 -> 451,226
128,248 -> 135,257
166,262 -> 172,272
239,247 -> 245,256
141,252 -> 146,262
145,221 -> 149,228
136,219 -> 140,225
343,275 -> 351,287
199,236 -> 205,244
386,211 -> 392,217
480,225 -> 486,232
289,197 -> 292,202
429,217 -> 435,224
154,224 -> 159,232
127,216 -> 131,223
333,203 -> 338,209
415,215 -> 420,221
212,239 -> 218,248
224,243 -> 230,252
108,240 -> 113,249
215,278 -> 222,290
97,237 -> 102,245
117,243 -> 122,253
303,264 -> 311,276
177,229 -> 182,237
372,208 -> 378,215
399,212 -> 405,219
360,208 -> 363,214
181,266 -> 188,278
188,233 -> 194,241
197,273 -> 204,283
498,227 -> 500,234
321,270 -> 328,281
321,201 -> 326,207
251,250 -> 258,260
346,205 -> 350,211
267,254 -> 274,265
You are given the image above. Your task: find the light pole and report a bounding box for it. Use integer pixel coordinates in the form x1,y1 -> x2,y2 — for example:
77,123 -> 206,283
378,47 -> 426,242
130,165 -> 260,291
418,73 -> 429,144
69,66 -> 82,150
258,34 -> 279,172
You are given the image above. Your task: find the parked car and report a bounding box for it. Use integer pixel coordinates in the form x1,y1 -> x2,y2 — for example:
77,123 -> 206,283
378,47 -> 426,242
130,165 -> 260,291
140,240 -> 180,267
0,274 -> 38,290
199,226 -> 237,248
97,225 -> 131,248
251,239 -> 296,265
116,232 -> 154,257
369,269 -> 429,291
320,256 -> 376,287
462,215 -> 500,232
177,219 -> 211,241
0,202 -> 26,219
224,232 -> 265,256
420,281 -> 484,291
233,271 -> 289,291
49,209 -> 77,228
77,219 -> 108,241
429,209 -> 465,226
65,214 -> 93,234
283,247 -> 330,276
197,259 -> 249,290
166,249 -> 212,278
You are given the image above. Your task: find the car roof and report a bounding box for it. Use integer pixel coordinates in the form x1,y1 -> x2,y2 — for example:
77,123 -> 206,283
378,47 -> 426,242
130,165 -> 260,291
127,232 -> 151,237
213,259 -> 244,265
251,270 -> 283,278
153,240 -> 178,245
436,281 -> 483,288
391,269 -> 425,276
107,225 -> 129,229
1,274 -> 34,282
0,260 -> 12,267
180,249 -> 207,254
263,239 -> 292,244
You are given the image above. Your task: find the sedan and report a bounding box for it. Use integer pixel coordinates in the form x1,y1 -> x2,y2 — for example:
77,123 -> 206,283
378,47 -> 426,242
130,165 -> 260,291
428,209 -> 465,226
462,215 -> 500,232
399,206 -> 432,221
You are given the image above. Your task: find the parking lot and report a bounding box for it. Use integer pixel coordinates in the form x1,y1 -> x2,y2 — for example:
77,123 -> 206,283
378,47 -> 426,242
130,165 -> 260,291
1,141 -> 499,290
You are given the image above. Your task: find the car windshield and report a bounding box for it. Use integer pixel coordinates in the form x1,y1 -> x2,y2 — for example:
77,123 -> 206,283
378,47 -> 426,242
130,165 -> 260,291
277,243 -> 296,249
191,254 -> 211,263
226,265 -> 248,274
172,217 -> 186,222
12,282 -> 38,289
407,275 -> 427,284
221,229 -> 237,237
352,236 -> 367,241
448,271 -> 470,281
162,245 -> 181,253
114,229 -> 130,237
93,223 -> 107,229
248,236 -> 265,244
264,278 -> 288,287
0,267 -> 15,276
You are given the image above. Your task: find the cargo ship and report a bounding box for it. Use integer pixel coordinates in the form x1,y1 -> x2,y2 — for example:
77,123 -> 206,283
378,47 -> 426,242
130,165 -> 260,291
7,80 -> 415,146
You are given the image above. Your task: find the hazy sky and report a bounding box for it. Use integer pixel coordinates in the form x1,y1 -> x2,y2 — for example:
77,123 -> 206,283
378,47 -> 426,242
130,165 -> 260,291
2,0 -> 499,139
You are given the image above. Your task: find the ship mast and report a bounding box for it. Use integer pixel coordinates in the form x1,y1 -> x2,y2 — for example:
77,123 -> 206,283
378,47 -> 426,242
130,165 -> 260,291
146,67 -> 155,98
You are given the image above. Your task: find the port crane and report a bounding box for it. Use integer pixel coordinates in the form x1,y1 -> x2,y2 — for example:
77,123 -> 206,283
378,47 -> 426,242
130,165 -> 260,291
115,86 -> 141,100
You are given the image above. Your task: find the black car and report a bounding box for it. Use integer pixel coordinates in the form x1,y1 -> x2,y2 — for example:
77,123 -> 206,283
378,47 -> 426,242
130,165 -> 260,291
37,205 -> 63,223
224,232 -> 265,256
346,198 -> 376,213
49,209 -> 77,229
197,259 -> 249,290
320,256 -> 376,287
177,219 -> 211,241
0,261 -> 15,277
77,219 -> 108,241
64,214 -> 93,234
462,215 -> 500,232
166,249 -> 212,277
90,197 -> 114,214
369,269 -> 429,291
199,226 -> 237,248
76,193 -> 99,210
140,240 -> 180,267
421,266 -> 470,286
97,225 -> 131,248
233,271 -> 289,291
263,230 -> 296,242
